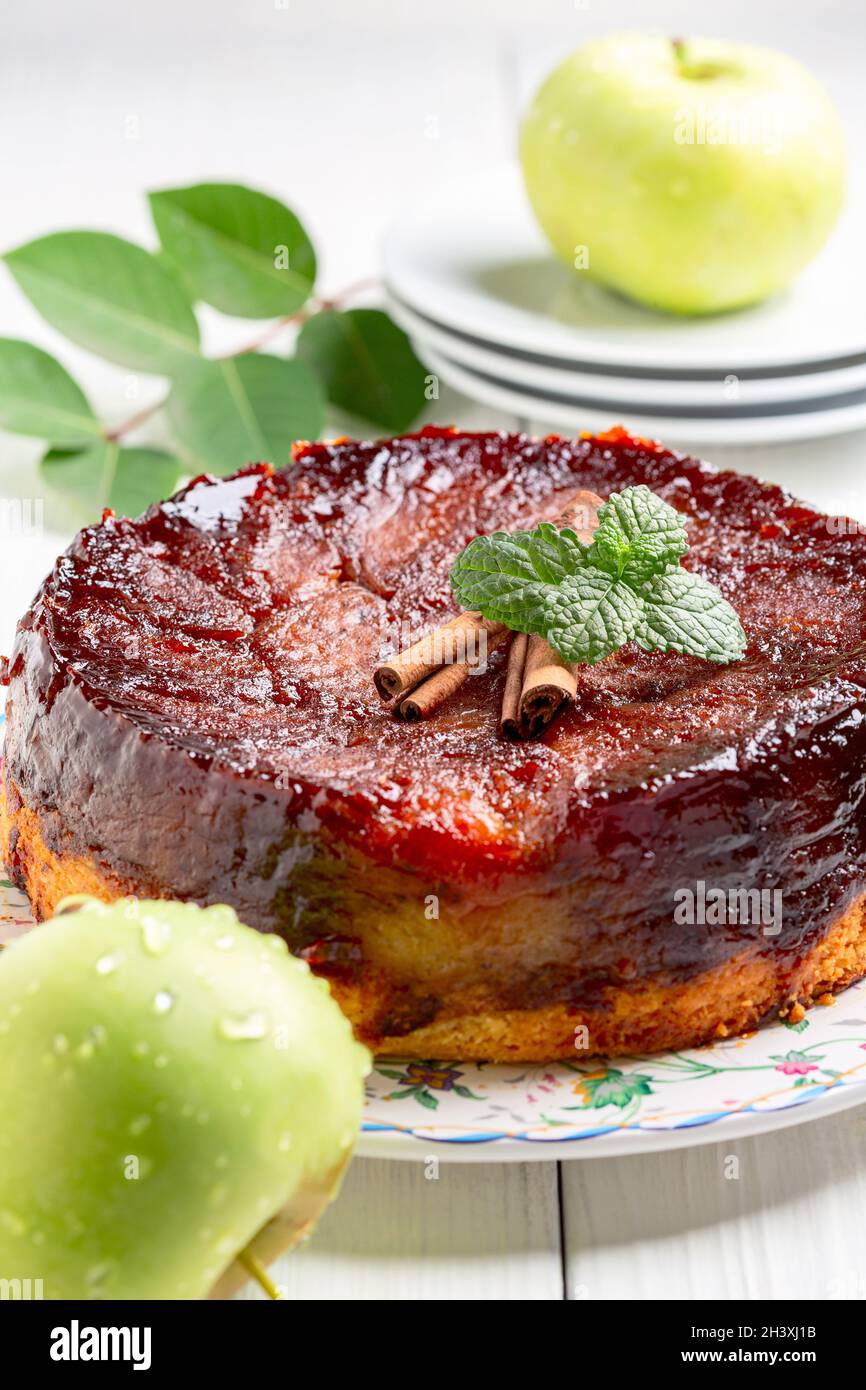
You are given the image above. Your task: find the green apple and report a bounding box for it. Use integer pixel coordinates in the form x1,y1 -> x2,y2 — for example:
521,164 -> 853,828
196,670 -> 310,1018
519,32 -> 846,314
0,897 -> 370,1299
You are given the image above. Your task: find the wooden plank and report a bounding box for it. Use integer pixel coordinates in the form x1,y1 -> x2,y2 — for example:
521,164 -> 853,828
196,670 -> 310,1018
560,1105 -> 866,1300
236,1156 -> 563,1301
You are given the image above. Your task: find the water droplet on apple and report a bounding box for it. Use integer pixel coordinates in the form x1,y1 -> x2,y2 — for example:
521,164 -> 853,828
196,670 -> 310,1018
0,1208 -> 27,1236
215,934 -> 235,950
141,916 -> 172,956
153,1053 -> 169,1068
129,1114 -> 151,1136
132,1039 -> 150,1058
277,1132 -> 292,1153
153,990 -> 174,1015
86,1260 -> 116,1291
95,952 -> 122,976
52,1033 -> 69,1055
217,1011 -> 268,1041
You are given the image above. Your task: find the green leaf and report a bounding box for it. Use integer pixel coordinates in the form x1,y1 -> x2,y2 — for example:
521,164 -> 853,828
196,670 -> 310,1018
414,1089 -> 439,1111
637,568 -> 747,662
526,521 -> 588,581
41,443 -> 185,521
166,353 -> 324,475
149,182 -> 316,318
588,484 -> 688,585
4,232 -> 199,373
449,484 -> 746,673
449,527 -> 585,632
544,569 -> 643,664
296,308 -> 427,432
0,338 -> 102,444
450,533 -> 554,632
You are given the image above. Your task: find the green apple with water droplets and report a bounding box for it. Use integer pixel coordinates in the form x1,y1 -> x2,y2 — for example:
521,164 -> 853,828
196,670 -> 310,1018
0,897 -> 370,1299
520,32 -> 846,314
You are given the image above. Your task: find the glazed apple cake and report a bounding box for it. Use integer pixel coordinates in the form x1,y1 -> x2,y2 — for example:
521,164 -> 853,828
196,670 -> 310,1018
3,426 -> 866,1060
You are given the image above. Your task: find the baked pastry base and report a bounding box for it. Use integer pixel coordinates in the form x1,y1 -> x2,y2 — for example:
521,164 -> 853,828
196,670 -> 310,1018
5,779 -> 865,1062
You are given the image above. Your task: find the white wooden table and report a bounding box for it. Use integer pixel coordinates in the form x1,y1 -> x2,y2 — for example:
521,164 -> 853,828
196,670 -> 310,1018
3,0 -> 866,1301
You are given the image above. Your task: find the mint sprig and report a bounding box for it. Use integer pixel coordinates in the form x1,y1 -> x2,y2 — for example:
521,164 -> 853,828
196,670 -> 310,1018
450,485 -> 747,667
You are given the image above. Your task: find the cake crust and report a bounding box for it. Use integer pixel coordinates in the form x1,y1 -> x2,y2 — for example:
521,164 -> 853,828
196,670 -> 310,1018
4,427 -> 866,1060
4,774 -> 866,1059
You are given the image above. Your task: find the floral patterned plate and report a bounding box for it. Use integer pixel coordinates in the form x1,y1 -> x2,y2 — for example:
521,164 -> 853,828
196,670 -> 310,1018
358,1015 -> 866,1159
4,871 -> 866,1161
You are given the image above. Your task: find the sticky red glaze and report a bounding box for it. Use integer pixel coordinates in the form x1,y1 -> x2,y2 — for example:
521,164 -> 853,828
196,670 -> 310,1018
5,427 -> 866,1009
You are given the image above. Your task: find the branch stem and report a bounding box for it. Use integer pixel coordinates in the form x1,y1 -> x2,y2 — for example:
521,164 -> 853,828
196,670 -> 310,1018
105,275 -> 380,442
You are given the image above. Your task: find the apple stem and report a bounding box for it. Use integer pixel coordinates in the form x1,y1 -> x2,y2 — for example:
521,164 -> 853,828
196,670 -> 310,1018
238,1247 -> 284,1301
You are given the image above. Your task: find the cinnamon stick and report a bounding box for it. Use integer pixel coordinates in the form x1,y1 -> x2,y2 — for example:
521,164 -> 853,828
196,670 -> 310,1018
375,488 -> 604,731
499,632 -> 529,738
398,661 -> 477,721
518,636 -> 578,737
374,610 -> 508,703
515,489 -> 604,740
558,490 -> 604,544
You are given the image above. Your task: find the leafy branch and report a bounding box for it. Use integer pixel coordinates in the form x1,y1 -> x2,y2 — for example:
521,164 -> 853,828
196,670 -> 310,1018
0,183 -> 429,520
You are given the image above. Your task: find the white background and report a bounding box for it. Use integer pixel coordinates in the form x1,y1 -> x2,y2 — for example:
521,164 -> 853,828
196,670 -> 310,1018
3,0 -> 866,1300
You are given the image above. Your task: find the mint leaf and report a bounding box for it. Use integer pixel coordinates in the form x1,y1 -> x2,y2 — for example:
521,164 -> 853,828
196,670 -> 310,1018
449,530 -> 553,632
4,232 -> 199,373
529,521 -> 588,580
637,569 -> 747,662
41,443 -> 185,522
167,353 -> 324,475
0,338 -> 102,444
588,484 -> 688,585
449,523 -> 588,632
296,308 -> 427,432
449,484 -> 746,675
544,569 -> 643,664
149,183 -> 316,318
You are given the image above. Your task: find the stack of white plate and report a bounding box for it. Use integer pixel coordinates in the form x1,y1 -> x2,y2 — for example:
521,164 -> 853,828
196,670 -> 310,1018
384,167 -> 866,446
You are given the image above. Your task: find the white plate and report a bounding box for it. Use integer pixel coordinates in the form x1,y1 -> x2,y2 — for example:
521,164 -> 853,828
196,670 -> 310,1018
384,164 -> 866,375
419,341 -> 866,447
4,857 -> 866,1163
389,291 -> 866,410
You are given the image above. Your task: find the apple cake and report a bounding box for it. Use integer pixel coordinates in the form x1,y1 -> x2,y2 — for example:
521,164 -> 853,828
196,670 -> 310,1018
3,426 -> 866,1060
